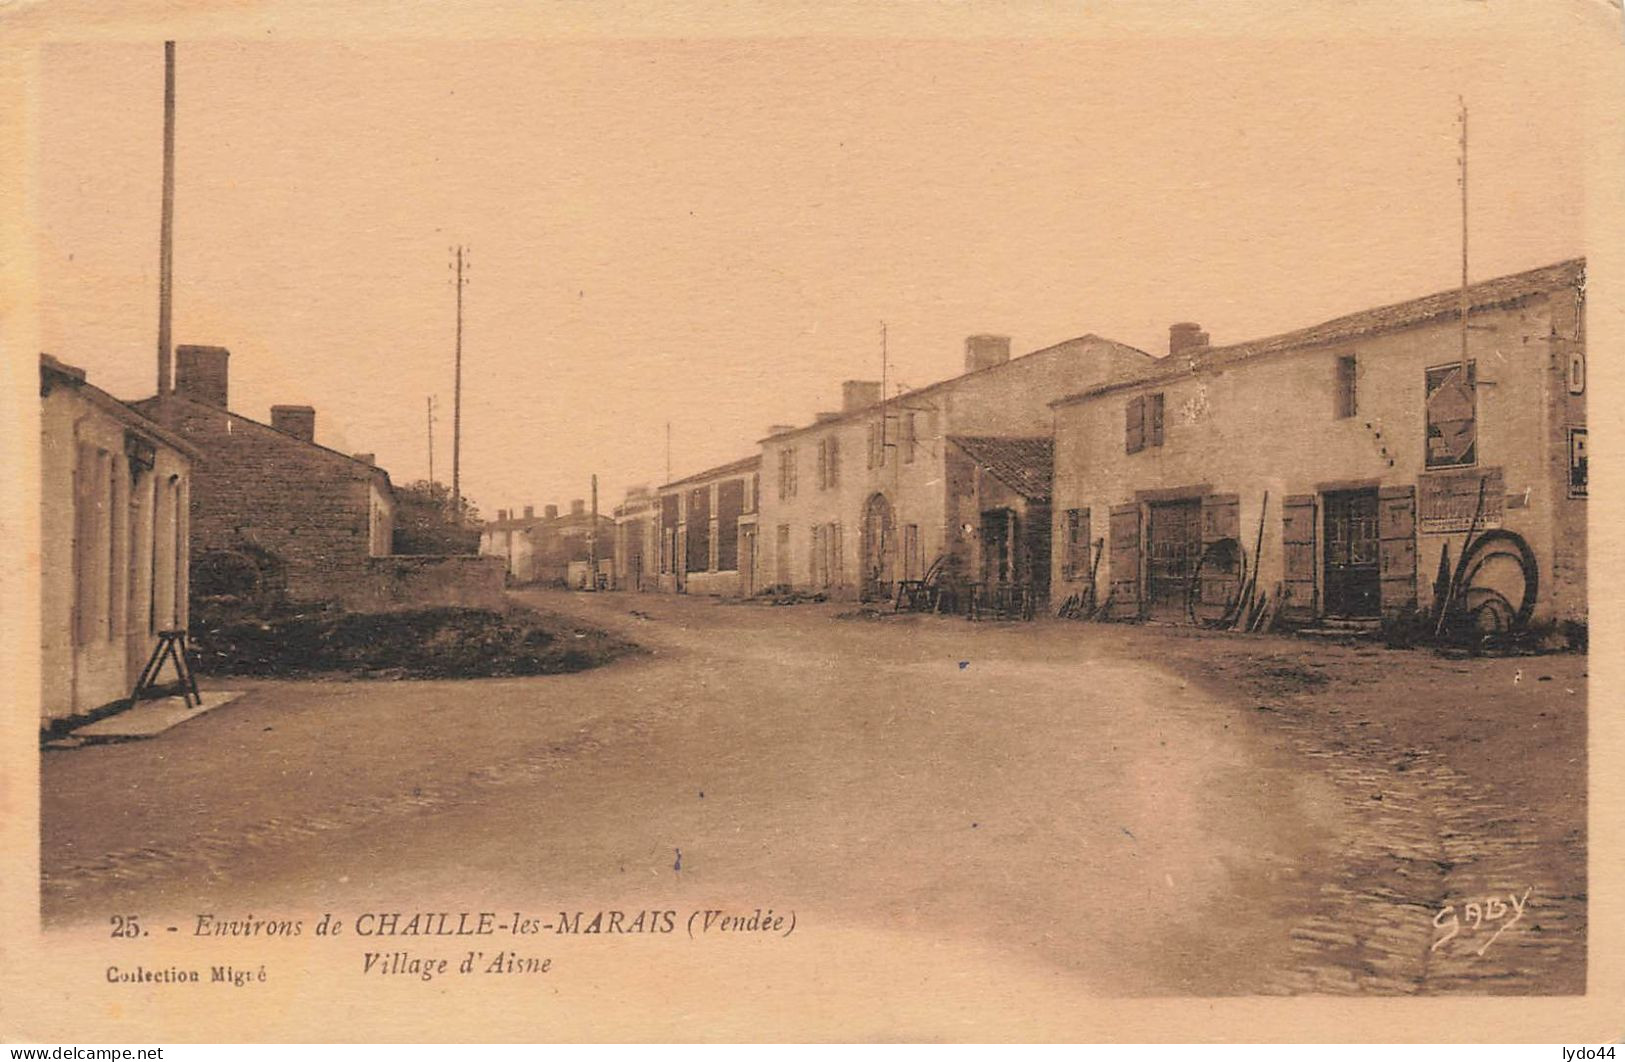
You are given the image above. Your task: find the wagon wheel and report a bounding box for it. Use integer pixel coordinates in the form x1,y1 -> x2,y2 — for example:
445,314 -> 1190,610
1455,529 -> 1539,633
1186,537 -> 1245,627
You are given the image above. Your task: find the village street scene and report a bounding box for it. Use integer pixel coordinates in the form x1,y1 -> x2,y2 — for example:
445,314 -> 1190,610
30,31 -> 1588,1015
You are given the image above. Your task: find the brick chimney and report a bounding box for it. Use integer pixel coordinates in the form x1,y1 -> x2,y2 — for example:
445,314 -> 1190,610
842,380 -> 882,412
270,405 -> 316,443
545,504 -> 559,520
174,345 -> 230,407
964,334 -> 1011,374
497,509 -> 509,523
1170,322 -> 1210,357
523,505 -> 535,520
351,452 -> 375,466
766,424 -> 797,437
571,499 -> 586,516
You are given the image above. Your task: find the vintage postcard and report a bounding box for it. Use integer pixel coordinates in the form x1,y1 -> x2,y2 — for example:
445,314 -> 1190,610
2,0 -> 1622,1044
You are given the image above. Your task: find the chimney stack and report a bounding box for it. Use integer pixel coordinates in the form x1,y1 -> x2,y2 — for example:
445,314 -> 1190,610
964,334 -> 1011,374
1169,322 -> 1210,357
497,509 -> 509,522
571,499 -> 586,516
174,345 -> 230,408
545,504 -> 559,520
842,380 -> 882,412
766,424 -> 797,438
524,505 -> 535,520
351,452 -> 375,466
270,404 -> 316,443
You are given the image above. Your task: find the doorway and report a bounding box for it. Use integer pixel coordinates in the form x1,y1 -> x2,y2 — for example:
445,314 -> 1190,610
861,493 -> 895,600
1147,498 -> 1202,619
1324,488 -> 1381,617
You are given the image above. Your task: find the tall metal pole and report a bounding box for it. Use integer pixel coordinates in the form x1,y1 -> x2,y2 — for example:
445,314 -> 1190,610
589,473 -> 600,588
156,41 -> 176,397
451,245 -> 467,519
426,395 -> 435,486
1458,97 -> 1470,383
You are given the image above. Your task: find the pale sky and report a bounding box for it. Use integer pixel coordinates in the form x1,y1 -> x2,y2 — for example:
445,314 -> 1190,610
36,33 -> 1587,517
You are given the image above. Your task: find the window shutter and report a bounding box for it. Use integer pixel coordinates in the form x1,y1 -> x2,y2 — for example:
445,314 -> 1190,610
1198,494 -> 1241,610
1108,503 -> 1142,614
1378,485 -> 1417,616
1125,396 -> 1146,454
1281,494 -> 1317,620
828,437 -> 839,486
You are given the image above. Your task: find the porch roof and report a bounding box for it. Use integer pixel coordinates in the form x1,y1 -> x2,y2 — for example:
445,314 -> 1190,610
948,435 -> 1054,503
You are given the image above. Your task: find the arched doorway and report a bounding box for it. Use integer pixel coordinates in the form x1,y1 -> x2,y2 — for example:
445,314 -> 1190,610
861,492 -> 896,601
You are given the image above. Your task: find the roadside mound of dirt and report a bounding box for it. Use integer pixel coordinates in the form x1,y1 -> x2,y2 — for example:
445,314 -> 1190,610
191,602 -> 640,679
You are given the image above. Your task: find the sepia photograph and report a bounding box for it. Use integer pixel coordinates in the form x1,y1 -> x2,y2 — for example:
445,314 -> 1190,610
3,0 -> 1621,1045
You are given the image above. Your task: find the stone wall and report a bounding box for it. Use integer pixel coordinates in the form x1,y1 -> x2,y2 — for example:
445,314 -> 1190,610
340,555 -> 508,612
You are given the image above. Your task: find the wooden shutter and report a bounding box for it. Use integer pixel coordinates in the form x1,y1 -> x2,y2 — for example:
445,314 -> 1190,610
1125,396 -> 1146,454
1199,494 -> 1240,608
1281,494 -> 1317,621
1378,484 -> 1417,616
1108,503 -> 1142,614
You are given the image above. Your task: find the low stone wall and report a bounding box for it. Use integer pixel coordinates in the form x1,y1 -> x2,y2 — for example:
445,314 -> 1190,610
342,555 -> 508,612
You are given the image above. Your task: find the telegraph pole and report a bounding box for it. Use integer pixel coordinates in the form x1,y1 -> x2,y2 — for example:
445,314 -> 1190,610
450,245 -> 469,520
156,41 -> 176,397
426,395 -> 436,487
589,473 -> 600,590
1458,97 -> 1471,383
665,422 -> 672,484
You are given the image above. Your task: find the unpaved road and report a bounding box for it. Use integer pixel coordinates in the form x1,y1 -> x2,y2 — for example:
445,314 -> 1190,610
33,590 -> 1584,1037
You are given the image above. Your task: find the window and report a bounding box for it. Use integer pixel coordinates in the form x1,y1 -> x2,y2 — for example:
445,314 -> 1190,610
716,479 -> 745,570
1126,393 -> 1164,453
903,413 -> 918,464
1335,355 -> 1358,419
817,436 -> 841,490
659,493 -> 680,572
1425,362 -> 1477,469
777,447 -> 798,499
1062,508 -> 1091,580
686,487 -> 712,572
867,422 -> 886,469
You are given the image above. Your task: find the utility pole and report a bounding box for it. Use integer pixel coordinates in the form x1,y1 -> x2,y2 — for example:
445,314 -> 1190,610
665,422 -> 672,484
426,395 -> 436,487
450,245 -> 469,521
156,41 -> 176,398
589,473 -> 600,590
1458,96 -> 1471,383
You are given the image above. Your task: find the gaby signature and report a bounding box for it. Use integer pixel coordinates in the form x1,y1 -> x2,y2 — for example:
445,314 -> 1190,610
1431,887 -> 1532,956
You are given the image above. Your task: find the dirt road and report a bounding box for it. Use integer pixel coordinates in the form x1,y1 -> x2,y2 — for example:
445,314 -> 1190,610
36,590 -> 1584,1034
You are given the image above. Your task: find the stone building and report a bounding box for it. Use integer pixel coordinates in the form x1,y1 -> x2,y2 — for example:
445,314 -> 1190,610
480,504 -> 551,581
646,455 -> 762,596
40,355 -> 197,725
611,487 -> 659,592
480,500 -> 613,587
757,334 -> 1154,601
132,344 -> 399,606
1049,259 -> 1586,630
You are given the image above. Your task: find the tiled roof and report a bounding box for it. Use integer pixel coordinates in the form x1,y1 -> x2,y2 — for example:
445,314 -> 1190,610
761,334 -> 1156,444
1054,257 -> 1585,407
661,453 -> 761,490
948,435 -> 1054,502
